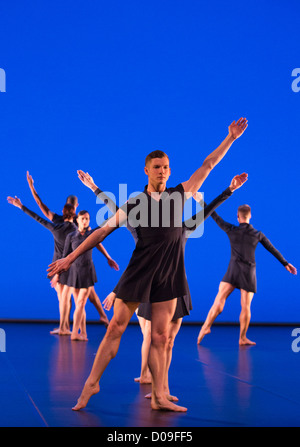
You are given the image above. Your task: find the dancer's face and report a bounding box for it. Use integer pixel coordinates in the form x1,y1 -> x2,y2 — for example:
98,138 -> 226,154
77,213 -> 90,230
144,156 -> 171,186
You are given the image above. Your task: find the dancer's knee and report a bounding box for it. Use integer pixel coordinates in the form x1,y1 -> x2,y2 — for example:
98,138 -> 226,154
167,335 -> 175,351
215,298 -> 226,315
151,331 -> 168,349
106,318 -> 127,340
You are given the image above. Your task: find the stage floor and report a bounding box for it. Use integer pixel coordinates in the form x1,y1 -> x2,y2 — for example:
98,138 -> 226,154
0,322 -> 300,427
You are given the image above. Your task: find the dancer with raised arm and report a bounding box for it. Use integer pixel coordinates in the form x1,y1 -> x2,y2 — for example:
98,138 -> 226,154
48,117 -> 248,412
79,169 -> 247,389
57,210 -> 119,341
7,195 -> 76,333
26,171 -> 110,327
197,205 -> 297,346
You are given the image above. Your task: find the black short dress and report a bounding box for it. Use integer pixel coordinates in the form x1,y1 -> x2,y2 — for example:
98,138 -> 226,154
211,211 -> 289,293
60,229 -> 97,289
107,184 -> 231,314
112,184 -> 188,304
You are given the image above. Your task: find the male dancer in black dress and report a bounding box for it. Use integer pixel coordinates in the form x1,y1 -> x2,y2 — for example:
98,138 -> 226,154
26,171 -> 110,327
78,169 -> 248,393
197,204 -> 297,346
48,117 -> 248,412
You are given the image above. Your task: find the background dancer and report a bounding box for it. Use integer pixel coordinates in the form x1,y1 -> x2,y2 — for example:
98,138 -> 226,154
197,204 -> 297,346
47,117 -> 248,412
56,210 -> 119,341
26,171 -> 110,327
7,195 -> 76,333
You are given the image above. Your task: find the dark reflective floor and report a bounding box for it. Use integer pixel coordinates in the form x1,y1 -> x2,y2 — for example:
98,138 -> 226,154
0,322 -> 300,427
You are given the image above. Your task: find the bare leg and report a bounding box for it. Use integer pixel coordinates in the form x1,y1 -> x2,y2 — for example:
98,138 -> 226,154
145,317 -> 182,402
72,298 -> 139,411
55,285 -> 73,335
73,288 -> 88,338
164,318 -> 182,401
50,282 -> 65,334
71,287 -> 91,341
239,290 -> 255,346
134,316 -> 152,383
149,299 -> 187,412
89,287 -> 109,327
197,282 -> 235,344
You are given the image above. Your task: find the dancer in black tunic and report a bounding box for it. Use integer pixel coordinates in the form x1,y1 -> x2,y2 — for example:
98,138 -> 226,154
197,204 -> 297,346
79,170 -> 247,387
26,171 -> 110,327
48,117 -> 248,412
7,195 -> 76,333
58,210 -> 119,341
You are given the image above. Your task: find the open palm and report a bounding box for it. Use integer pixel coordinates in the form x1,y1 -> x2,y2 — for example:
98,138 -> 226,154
228,118 -> 248,140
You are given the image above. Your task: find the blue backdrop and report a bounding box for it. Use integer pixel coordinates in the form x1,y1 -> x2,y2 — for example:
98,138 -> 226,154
1,1 -> 299,323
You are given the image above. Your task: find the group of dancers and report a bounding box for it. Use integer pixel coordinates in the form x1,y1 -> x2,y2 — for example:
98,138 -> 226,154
8,117 -> 297,413
7,173 -> 119,340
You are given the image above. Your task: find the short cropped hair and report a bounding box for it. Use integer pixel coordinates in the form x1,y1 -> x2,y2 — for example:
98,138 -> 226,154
238,204 -> 251,218
78,210 -> 90,217
62,203 -> 76,220
145,150 -> 169,166
66,195 -> 78,206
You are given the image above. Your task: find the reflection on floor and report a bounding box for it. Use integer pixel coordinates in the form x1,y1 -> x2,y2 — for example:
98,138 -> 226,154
0,322 -> 300,427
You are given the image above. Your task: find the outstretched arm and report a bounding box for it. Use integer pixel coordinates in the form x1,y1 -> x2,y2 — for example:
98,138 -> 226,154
184,173 -> 248,233
77,170 -> 119,214
96,243 -> 120,271
47,208 -> 127,276
7,196 -> 54,230
26,171 -> 55,221
182,118 -> 248,197
259,234 -> 297,275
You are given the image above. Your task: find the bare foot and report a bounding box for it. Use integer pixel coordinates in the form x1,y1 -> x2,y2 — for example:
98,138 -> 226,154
197,326 -> 211,344
239,337 -> 256,346
134,375 -> 152,384
50,327 -> 59,335
58,329 -> 72,336
145,392 -> 179,402
71,334 -> 88,341
151,395 -> 187,412
72,381 -> 100,411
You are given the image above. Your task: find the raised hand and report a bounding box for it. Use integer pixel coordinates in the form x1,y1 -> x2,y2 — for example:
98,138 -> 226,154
228,118 -> 248,140
7,195 -> 22,209
107,258 -> 120,271
229,173 -> 248,192
26,171 -> 34,189
285,263 -> 297,275
77,170 -> 96,190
